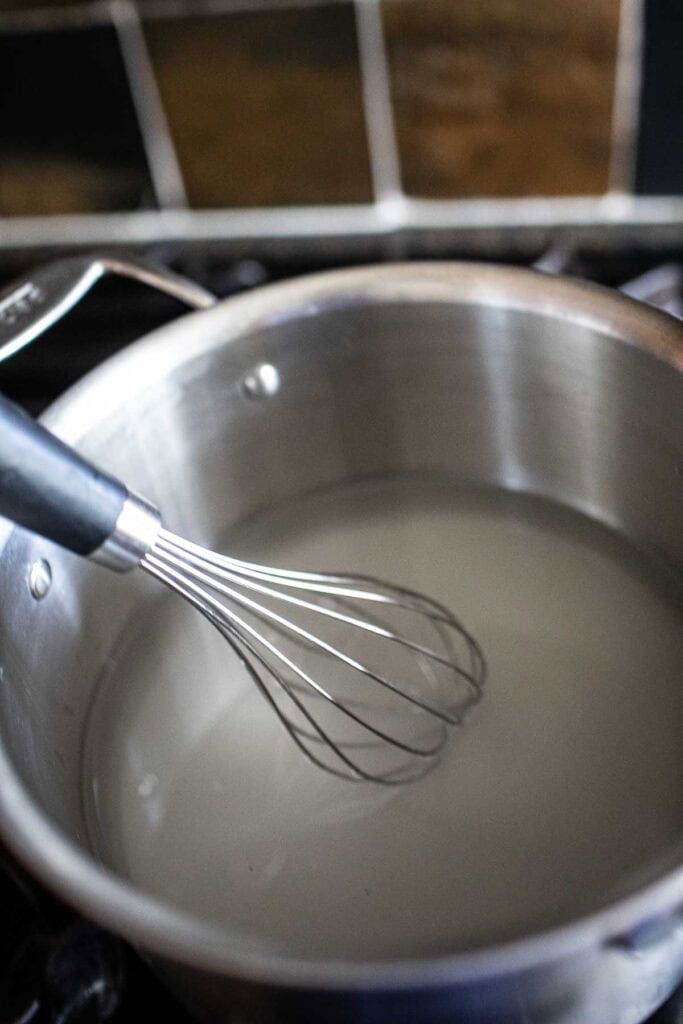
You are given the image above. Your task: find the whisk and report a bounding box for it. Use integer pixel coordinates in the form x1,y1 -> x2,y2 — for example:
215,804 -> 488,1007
0,393 -> 485,785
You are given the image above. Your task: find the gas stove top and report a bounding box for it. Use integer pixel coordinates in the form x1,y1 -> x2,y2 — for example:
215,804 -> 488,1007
0,249 -> 681,1024
1,848 -> 191,1024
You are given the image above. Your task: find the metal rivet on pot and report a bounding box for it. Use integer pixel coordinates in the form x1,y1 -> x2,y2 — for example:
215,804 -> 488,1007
28,559 -> 52,600
241,363 -> 280,400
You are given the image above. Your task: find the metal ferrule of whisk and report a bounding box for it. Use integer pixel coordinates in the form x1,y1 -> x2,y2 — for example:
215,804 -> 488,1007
90,491 -> 163,571
0,394 -> 486,786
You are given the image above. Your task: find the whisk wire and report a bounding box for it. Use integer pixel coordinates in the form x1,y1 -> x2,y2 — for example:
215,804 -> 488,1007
149,543 -> 475,730
145,550 -> 449,755
143,553 -> 446,783
141,528 -> 486,784
157,533 -> 484,697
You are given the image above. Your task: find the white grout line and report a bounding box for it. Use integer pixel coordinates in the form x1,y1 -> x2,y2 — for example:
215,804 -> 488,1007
608,0 -> 644,194
0,195 -> 681,252
109,0 -> 189,210
354,0 -> 404,213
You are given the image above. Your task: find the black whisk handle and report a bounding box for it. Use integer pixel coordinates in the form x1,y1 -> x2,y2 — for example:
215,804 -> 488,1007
0,392 -> 128,557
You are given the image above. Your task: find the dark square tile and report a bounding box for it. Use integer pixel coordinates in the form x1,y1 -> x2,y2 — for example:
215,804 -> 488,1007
636,0 -> 683,195
0,22 -> 155,215
382,0 -> 620,198
144,4 -> 373,207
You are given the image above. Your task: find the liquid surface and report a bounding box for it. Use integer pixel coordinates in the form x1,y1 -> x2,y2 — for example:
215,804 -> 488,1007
83,478 -> 683,958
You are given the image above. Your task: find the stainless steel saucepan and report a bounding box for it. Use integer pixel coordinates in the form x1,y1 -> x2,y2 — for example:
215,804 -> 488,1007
0,256 -> 681,1024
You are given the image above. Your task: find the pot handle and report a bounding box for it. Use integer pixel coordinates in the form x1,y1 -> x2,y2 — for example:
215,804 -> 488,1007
0,254 -> 217,365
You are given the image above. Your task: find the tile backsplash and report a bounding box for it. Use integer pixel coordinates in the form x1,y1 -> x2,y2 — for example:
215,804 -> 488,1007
144,5 -> 373,207
0,0 -> 679,257
382,0 -> 620,198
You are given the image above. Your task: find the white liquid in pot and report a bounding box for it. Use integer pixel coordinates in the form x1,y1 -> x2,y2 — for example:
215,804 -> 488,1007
83,478 -> 683,958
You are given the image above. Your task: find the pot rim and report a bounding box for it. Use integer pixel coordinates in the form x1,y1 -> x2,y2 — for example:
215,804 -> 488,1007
1,261 -> 682,988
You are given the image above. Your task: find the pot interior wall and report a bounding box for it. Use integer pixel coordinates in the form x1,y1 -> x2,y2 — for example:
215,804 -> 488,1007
0,294 -> 680,863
